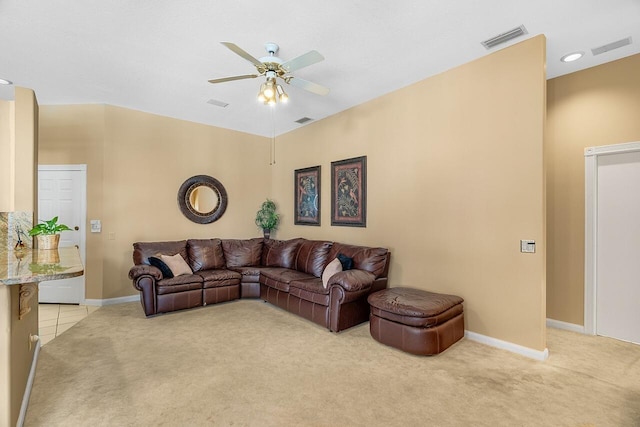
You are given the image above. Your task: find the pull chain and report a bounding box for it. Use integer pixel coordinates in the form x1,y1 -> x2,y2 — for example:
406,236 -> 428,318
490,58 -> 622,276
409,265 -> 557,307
270,106 -> 276,165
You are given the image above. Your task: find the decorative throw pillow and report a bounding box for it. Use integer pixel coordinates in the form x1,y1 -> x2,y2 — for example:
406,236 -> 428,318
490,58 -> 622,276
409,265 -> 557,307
337,253 -> 354,271
322,258 -> 343,289
148,256 -> 174,279
160,253 -> 193,277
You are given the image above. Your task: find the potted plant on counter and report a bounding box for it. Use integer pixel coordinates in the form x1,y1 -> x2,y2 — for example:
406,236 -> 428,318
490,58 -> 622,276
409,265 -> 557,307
28,216 -> 72,250
255,199 -> 280,239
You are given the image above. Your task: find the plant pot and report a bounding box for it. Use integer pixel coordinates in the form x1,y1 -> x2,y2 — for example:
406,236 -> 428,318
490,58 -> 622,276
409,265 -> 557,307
34,248 -> 61,264
263,229 -> 271,240
36,234 -> 60,250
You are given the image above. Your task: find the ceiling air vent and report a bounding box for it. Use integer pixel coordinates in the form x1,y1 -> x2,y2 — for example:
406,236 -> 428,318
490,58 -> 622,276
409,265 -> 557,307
206,98 -> 229,108
481,25 -> 528,50
295,117 -> 313,124
591,37 -> 632,56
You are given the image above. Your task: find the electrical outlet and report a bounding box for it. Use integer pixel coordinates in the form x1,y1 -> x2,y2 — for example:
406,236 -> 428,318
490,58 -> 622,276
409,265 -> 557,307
108,232 -> 116,240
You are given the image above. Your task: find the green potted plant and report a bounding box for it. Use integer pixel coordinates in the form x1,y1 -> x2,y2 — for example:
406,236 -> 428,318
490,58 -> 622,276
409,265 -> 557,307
28,216 -> 72,249
255,199 -> 280,239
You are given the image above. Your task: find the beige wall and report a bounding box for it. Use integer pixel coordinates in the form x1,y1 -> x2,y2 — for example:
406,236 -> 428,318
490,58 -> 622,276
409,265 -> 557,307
40,105 -> 107,299
0,87 -> 39,427
39,105 -> 270,299
0,101 -> 14,210
273,36 -> 547,351
39,37 -> 546,351
546,53 -> 640,325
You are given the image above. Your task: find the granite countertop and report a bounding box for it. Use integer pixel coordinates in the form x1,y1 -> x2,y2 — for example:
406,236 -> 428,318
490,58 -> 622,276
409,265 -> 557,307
0,246 -> 84,285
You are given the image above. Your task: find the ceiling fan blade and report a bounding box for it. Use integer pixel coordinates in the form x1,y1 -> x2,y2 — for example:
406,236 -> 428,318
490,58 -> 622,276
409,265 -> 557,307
280,50 -> 324,73
208,74 -> 258,84
220,42 -> 264,68
286,77 -> 330,96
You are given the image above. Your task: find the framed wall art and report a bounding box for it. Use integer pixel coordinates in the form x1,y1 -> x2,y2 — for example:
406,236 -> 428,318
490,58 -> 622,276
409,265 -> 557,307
294,165 -> 321,226
331,156 -> 366,227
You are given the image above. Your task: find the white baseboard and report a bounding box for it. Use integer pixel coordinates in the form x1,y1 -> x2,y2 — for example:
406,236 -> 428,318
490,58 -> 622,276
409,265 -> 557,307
83,295 -> 138,306
546,318 -> 585,334
464,330 -> 549,361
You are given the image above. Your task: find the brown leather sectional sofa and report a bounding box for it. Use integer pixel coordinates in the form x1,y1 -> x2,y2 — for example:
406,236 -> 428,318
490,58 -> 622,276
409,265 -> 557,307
128,238 -> 390,332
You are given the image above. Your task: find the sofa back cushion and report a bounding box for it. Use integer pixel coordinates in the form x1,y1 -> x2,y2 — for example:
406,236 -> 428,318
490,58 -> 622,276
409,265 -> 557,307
262,238 -> 302,269
187,238 -> 226,272
295,239 -> 333,278
221,238 -> 263,267
133,240 -> 188,266
328,243 -> 389,278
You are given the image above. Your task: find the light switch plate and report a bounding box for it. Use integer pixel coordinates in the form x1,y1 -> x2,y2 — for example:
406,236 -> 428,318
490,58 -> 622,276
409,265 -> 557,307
520,240 -> 535,253
90,219 -> 101,233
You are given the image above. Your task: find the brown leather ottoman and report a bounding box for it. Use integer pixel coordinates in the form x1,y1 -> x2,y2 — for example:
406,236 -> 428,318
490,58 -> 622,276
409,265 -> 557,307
368,287 -> 464,355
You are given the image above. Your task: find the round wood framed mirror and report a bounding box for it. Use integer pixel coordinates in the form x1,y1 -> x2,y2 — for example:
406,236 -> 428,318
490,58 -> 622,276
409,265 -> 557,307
177,175 -> 228,224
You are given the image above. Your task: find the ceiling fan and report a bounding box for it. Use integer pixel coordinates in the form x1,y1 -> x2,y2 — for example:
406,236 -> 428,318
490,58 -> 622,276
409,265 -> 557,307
208,42 -> 330,104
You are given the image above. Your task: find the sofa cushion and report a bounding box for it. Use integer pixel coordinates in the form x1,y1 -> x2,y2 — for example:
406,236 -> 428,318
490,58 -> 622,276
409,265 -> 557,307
160,253 -> 193,276
260,267 -> 315,292
260,268 -> 315,284
228,266 -> 265,285
289,278 -> 330,306
328,243 -> 388,278
148,256 -> 174,279
197,269 -> 242,283
261,238 -> 302,268
133,240 -> 188,265
221,238 -> 263,267
322,258 -> 342,288
289,277 -> 329,294
295,239 -> 333,277
187,238 -> 226,272
156,274 -> 203,295
200,268 -> 241,289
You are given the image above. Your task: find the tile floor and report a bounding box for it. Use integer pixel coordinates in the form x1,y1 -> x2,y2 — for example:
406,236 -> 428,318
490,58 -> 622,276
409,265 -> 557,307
38,304 -> 101,346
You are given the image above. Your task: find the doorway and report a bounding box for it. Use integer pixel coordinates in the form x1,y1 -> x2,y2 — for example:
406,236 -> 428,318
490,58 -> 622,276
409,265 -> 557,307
585,142 -> 640,344
37,165 -> 87,304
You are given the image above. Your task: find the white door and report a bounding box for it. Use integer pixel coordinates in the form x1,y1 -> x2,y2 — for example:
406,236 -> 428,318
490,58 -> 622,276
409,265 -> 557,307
37,165 -> 87,304
595,151 -> 640,344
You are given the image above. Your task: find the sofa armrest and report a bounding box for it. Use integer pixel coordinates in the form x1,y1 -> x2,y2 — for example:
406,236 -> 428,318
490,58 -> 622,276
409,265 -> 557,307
128,264 -> 162,281
327,269 -> 376,292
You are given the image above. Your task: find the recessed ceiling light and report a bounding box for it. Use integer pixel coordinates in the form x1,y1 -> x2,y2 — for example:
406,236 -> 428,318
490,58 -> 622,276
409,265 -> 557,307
560,51 -> 584,63
0,78 -> 12,85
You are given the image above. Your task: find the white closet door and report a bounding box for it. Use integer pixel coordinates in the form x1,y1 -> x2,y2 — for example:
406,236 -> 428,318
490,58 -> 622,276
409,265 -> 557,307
596,151 -> 640,344
37,166 -> 86,304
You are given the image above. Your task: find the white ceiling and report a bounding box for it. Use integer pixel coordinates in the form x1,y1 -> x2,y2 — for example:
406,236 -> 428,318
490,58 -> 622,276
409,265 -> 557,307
1,1 -> 638,137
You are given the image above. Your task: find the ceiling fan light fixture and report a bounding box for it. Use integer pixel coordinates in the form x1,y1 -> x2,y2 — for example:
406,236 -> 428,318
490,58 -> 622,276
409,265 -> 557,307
267,94 -> 277,106
276,84 -> 288,103
257,83 -> 267,103
211,41 -> 329,107
263,87 -> 274,98
263,78 -> 276,98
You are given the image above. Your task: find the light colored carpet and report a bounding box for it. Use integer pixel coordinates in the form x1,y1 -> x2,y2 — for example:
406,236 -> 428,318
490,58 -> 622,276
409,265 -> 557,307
25,300 -> 640,426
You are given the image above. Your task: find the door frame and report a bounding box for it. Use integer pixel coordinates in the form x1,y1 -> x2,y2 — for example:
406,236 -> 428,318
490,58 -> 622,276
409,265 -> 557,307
584,141 -> 640,335
38,164 -> 87,303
